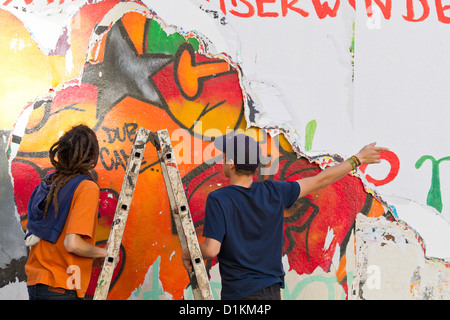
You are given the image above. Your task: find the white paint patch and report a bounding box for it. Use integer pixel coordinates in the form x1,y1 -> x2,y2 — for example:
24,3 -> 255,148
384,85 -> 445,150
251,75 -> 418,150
10,38 -> 26,52
141,0 -> 229,56
248,81 -> 298,128
383,195 -> 450,262
323,226 -> 335,251
354,214 -> 450,300
65,46 -> 74,75
0,279 -> 28,300
331,243 -> 341,271
3,0 -> 91,77
4,8 -> 68,55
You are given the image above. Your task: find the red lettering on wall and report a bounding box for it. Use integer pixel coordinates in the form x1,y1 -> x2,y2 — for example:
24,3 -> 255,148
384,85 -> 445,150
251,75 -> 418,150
403,0 -> 430,22
311,0 -> 341,19
229,0 -> 256,17
210,0 -> 450,23
435,0 -> 450,23
281,0 -> 309,17
359,150 -> 400,187
256,0 -> 279,17
365,0 -> 392,19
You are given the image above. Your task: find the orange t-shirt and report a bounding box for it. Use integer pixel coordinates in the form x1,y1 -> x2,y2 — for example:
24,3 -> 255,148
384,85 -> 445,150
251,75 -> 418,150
25,179 -> 100,298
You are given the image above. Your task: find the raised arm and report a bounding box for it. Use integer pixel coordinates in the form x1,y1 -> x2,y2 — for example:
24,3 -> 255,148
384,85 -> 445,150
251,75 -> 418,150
297,143 -> 388,199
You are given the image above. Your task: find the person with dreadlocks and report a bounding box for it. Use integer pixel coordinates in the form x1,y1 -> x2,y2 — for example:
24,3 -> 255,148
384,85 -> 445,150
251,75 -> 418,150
24,124 -> 107,300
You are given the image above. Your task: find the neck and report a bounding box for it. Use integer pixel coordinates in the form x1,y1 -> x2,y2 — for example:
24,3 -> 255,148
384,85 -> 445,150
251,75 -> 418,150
229,173 -> 254,188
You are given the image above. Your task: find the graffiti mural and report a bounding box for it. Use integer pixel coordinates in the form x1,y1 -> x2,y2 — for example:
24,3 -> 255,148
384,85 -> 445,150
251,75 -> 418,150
5,1 -> 388,299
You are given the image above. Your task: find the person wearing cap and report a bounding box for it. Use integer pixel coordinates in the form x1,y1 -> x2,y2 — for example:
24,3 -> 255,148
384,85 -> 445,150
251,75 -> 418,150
182,133 -> 387,300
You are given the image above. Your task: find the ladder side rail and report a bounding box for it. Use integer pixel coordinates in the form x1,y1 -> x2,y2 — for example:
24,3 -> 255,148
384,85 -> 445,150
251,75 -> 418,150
157,148 -> 204,300
156,129 -> 213,300
93,127 -> 150,300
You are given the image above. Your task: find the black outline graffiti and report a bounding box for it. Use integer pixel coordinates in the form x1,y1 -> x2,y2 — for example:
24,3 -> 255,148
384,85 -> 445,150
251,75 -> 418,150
283,197 -> 319,259
173,42 -> 236,101
82,20 -> 173,120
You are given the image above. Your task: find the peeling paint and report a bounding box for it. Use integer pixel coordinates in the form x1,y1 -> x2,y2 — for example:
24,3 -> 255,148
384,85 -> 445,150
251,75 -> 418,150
354,214 -> 450,299
323,226 -> 335,252
128,256 -> 173,300
2,0 -> 450,301
383,195 -> 450,261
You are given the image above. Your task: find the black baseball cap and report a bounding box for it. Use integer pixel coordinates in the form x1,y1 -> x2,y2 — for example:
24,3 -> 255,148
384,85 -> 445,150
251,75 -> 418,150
214,133 -> 261,171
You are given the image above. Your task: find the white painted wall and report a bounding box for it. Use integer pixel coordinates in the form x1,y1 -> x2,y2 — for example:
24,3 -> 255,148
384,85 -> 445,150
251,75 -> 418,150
3,0 -> 450,299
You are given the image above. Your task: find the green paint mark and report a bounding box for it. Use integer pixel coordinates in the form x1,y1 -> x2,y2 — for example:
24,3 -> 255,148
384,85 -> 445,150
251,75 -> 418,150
305,120 -> 317,152
349,21 -> 355,55
415,155 -> 450,213
346,271 -> 354,299
146,19 -> 199,56
142,257 -> 164,300
350,21 -> 355,82
132,257 -> 165,300
133,285 -> 141,298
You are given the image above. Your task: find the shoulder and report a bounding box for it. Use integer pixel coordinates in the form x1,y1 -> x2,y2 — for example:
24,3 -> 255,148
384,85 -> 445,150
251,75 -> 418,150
208,187 -> 228,201
74,179 -> 99,198
68,179 -> 99,220
78,179 -> 99,190
207,187 -> 236,205
261,179 -> 300,197
265,179 -> 298,188
260,179 -> 291,189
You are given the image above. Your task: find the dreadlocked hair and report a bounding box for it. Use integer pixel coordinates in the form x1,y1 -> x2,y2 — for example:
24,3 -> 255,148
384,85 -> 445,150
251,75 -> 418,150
42,124 -> 99,218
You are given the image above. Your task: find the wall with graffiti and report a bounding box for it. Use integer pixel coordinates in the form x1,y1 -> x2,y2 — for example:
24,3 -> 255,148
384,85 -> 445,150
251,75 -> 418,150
2,0 -> 450,300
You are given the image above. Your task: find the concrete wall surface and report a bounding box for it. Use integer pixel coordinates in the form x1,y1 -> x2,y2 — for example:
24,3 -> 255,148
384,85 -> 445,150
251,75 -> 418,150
1,0 -> 450,300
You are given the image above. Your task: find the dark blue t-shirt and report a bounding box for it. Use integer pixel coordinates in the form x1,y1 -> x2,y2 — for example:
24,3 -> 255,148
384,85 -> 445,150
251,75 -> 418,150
202,180 -> 300,300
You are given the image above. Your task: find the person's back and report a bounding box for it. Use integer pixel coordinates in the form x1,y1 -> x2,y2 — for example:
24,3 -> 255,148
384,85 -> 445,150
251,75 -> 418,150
203,179 -> 299,300
26,178 -> 100,299
25,124 -> 107,300
182,132 -> 387,300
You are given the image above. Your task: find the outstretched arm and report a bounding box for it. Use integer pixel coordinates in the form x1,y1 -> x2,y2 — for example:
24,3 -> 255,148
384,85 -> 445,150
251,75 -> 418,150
297,142 -> 388,198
